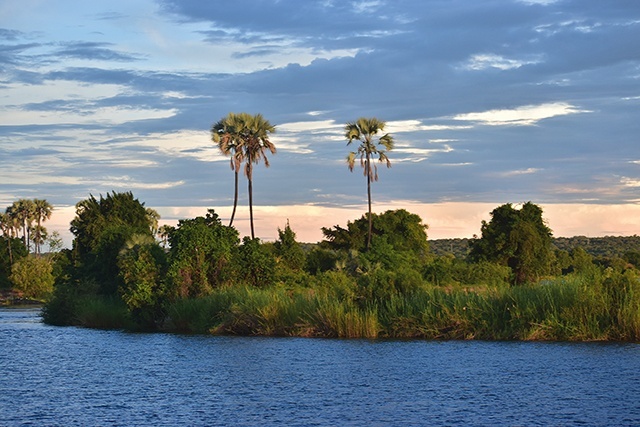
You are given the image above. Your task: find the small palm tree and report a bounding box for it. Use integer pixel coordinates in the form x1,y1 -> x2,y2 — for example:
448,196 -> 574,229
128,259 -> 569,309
0,211 -> 15,263
33,199 -> 53,255
345,117 -> 394,251
212,113 -> 246,227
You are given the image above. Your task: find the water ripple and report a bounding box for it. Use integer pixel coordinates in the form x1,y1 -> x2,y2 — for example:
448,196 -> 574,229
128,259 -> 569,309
1,308 -> 639,426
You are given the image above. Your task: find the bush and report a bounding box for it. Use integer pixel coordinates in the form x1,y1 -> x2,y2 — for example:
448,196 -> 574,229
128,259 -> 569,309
10,256 -> 55,299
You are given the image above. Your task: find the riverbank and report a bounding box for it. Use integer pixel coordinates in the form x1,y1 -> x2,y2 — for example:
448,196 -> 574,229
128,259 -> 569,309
0,290 -> 43,307
52,272 -> 640,342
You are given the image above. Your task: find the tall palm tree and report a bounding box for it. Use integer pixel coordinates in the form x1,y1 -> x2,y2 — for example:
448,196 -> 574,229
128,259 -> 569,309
212,113 -> 246,227
242,113 -> 276,239
345,117 -> 394,251
33,199 -> 53,255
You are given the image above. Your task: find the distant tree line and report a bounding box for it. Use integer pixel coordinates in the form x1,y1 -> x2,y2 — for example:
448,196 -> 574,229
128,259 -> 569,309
0,198 -> 62,298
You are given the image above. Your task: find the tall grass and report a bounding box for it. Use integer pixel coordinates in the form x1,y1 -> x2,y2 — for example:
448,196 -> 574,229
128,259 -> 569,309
68,269 -> 640,341
74,296 -> 131,330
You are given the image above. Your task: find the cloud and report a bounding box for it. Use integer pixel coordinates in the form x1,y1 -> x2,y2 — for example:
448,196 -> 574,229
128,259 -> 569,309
462,53 -> 543,71
2,0 -> 640,240
452,102 -> 590,126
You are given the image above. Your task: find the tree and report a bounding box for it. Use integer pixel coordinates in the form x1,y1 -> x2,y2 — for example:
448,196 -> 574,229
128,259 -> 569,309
468,202 -> 553,285
8,199 -> 36,253
274,221 -> 306,271
167,209 -> 239,298
117,234 -> 167,329
70,192 -> 156,295
33,199 -> 53,255
212,113 -> 276,238
157,224 -> 173,249
10,255 -> 55,299
212,112 -> 246,227
322,209 -> 428,256
236,236 -> 276,287
0,211 -> 17,264
242,113 -> 276,239
146,208 -> 160,237
345,117 -> 394,250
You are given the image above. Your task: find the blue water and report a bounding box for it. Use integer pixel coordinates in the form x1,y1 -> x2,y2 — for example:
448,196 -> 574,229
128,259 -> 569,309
1,308 -> 639,426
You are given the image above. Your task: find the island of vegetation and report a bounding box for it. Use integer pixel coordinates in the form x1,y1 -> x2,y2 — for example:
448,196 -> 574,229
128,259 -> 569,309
1,115 -> 639,341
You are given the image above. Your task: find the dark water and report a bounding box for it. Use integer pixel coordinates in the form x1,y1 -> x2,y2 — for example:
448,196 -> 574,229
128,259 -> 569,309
1,308 -> 639,426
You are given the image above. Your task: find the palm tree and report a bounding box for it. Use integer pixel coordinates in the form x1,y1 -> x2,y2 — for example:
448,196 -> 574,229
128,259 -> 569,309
8,199 -> 36,253
212,113 -> 246,227
33,199 -> 53,255
0,211 -> 16,264
242,113 -> 276,239
345,117 -> 394,251
157,224 -> 173,249
145,208 -> 160,236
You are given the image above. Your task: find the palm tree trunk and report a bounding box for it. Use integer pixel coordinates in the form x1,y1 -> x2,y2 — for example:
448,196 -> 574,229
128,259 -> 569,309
229,170 -> 239,227
36,217 -> 42,255
248,167 -> 255,240
366,156 -> 372,251
6,239 -> 12,265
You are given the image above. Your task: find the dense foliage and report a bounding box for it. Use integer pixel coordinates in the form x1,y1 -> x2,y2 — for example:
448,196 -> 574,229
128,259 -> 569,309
0,190 -> 628,341
469,202 -> 554,285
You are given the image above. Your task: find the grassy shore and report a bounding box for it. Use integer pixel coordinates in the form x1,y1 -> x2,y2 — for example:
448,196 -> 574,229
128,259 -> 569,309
61,270 -> 640,341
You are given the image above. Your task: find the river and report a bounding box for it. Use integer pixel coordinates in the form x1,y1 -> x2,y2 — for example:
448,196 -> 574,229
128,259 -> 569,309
1,307 -> 639,426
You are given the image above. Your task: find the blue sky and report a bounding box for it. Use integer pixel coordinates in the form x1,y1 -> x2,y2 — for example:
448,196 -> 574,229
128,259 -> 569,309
2,0 -> 640,244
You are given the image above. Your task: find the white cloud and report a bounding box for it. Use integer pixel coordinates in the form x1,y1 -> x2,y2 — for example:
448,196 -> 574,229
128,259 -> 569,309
277,120 -> 341,133
497,168 -> 542,177
1,106 -> 177,126
83,176 -> 185,190
463,53 -> 543,71
453,102 -> 590,126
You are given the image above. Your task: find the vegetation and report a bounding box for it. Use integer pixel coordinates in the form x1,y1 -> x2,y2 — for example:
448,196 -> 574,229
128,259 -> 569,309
2,113 -> 639,342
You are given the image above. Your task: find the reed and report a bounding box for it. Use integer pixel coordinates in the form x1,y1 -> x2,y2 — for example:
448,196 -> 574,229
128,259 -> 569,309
74,296 -> 130,330
158,269 -> 640,341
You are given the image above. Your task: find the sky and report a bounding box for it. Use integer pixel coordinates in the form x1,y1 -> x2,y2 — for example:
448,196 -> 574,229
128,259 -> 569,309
1,0 -> 640,246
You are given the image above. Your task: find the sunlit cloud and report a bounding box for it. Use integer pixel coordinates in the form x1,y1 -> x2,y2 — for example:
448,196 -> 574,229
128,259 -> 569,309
621,177 -> 640,187
497,168 -> 542,177
277,120 -> 341,133
452,102 -> 590,126
393,144 -> 454,162
83,176 -> 185,190
463,53 -> 543,71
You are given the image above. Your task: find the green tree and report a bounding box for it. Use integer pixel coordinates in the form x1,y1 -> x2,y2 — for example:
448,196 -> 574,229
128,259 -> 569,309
0,235 -> 27,289
167,210 -> 239,298
212,112 -> 246,227
117,234 -> 167,329
345,117 -> 394,250
322,209 -> 428,256
10,255 -> 55,299
0,211 -> 18,265
236,236 -> 276,287
274,221 -> 306,271
70,192 -> 156,295
468,202 -> 553,285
